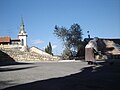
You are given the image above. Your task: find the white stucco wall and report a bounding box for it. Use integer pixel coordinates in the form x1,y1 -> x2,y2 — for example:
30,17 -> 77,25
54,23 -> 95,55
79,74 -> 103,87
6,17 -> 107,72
18,35 -> 27,47
30,46 -> 52,57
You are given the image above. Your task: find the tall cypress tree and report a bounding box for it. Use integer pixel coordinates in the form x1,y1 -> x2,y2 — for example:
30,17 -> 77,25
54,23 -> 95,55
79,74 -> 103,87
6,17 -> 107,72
49,42 -> 52,54
45,42 -> 53,55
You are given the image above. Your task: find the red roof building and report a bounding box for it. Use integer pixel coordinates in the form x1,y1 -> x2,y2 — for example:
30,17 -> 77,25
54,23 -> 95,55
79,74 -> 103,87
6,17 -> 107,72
0,36 -> 11,44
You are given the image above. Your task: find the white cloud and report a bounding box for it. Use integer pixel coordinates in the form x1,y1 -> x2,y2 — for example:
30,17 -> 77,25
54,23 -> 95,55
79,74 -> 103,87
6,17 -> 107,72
52,44 -> 57,49
32,40 -> 44,44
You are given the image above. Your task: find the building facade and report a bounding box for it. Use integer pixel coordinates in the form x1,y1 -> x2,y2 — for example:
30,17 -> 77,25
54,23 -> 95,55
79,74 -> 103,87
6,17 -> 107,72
0,19 -> 28,51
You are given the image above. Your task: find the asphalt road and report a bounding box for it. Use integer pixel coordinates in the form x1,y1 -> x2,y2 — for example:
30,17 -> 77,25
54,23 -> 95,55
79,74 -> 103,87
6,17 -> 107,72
0,60 -> 120,90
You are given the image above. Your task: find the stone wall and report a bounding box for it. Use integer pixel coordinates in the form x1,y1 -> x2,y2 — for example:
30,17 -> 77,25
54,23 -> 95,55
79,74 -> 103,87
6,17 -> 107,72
0,48 -> 60,62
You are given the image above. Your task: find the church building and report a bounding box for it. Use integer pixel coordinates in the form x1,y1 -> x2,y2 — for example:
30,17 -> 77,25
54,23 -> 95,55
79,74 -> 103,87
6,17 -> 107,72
0,19 -> 28,51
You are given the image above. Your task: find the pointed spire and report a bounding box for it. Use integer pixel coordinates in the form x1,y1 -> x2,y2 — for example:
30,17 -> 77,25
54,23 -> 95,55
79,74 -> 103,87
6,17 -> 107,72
21,17 -> 24,26
18,17 -> 27,36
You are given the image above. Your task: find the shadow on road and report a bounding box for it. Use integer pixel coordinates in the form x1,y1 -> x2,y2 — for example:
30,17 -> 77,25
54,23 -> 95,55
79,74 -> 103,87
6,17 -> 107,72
3,61 -> 120,90
0,66 -> 37,72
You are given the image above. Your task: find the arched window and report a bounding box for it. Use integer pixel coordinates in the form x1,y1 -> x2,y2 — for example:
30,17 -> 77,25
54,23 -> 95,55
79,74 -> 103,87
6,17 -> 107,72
22,39 -> 24,46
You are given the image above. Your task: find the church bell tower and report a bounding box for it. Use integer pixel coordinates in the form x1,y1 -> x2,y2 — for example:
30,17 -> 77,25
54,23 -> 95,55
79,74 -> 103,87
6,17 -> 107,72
18,18 -> 28,51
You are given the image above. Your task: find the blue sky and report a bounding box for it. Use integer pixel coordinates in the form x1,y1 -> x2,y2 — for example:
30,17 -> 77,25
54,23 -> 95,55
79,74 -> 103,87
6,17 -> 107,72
0,0 -> 120,55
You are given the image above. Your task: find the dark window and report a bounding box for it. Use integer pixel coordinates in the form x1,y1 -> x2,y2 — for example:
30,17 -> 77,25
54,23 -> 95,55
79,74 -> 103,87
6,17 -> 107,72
22,39 -> 24,46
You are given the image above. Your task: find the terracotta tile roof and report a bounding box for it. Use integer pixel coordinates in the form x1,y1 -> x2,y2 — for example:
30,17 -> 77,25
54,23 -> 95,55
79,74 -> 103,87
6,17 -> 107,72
84,38 -> 120,55
99,39 -> 120,55
0,36 -> 11,43
112,50 -> 120,55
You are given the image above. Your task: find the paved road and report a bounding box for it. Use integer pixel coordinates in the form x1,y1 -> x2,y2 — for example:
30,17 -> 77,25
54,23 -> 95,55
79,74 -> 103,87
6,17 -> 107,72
0,60 -> 120,90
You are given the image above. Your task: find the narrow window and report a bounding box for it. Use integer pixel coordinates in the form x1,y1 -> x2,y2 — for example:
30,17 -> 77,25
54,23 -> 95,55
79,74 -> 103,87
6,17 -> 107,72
22,39 -> 24,46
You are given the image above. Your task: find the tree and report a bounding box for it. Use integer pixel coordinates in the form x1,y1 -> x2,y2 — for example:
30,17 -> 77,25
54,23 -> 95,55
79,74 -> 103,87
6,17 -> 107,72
45,42 -> 53,55
68,24 -> 83,52
54,23 -> 83,58
62,47 -> 72,60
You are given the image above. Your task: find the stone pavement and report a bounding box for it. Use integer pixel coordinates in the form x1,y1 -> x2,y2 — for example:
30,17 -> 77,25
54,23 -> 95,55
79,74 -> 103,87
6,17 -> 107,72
0,60 -> 120,90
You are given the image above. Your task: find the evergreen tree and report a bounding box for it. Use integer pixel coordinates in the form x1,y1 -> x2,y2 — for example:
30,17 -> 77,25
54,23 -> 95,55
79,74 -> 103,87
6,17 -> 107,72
45,42 -> 53,55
